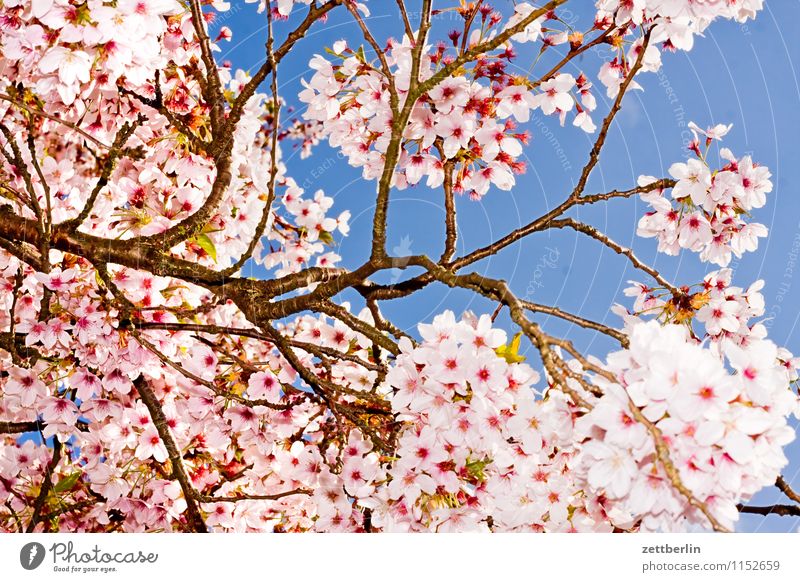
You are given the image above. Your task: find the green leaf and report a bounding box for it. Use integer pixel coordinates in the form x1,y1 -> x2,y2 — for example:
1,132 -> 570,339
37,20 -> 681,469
324,47 -> 344,58
465,457 -> 491,482
496,332 -> 526,364
53,472 -> 81,493
192,234 -> 217,263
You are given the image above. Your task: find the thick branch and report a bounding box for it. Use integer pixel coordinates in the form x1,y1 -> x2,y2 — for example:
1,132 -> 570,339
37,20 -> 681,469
25,440 -> 61,532
737,504 -> 800,518
361,179 -> 674,301
775,475 -> 800,504
134,377 -> 208,532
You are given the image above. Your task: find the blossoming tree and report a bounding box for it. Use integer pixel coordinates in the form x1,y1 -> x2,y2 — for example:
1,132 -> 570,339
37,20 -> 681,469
0,0 -> 797,533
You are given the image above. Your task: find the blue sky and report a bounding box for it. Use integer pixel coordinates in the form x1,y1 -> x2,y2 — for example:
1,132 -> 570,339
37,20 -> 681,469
215,1 -> 800,532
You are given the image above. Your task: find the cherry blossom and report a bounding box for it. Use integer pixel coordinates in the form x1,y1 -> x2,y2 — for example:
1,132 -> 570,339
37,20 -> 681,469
0,0 -> 794,537
298,10 -> 598,199
637,131 -> 771,266
576,321 -> 797,532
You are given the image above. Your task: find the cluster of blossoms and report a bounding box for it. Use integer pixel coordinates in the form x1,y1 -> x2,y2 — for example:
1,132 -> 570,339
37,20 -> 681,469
595,0 -> 772,274
255,184 -> 350,276
590,1 -> 767,124
0,0 -> 360,532
636,123 -> 771,267
370,311 -> 614,532
299,15 -> 598,199
0,239 -> 395,531
296,0 -> 768,201
621,269 -> 773,345
619,267 -> 799,391
577,321 -> 798,532
2,0 -> 182,107
279,306 -> 385,395
371,312 -> 798,533
589,1 -> 766,122
0,0 -> 348,273
595,0 -> 765,79
596,0 -> 764,43
2,287 -> 797,532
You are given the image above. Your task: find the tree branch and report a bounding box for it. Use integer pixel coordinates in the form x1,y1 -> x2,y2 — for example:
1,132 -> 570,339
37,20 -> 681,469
737,504 -> 800,518
26,440 -> 61,532
549,217 -> 680,295
133,376 -> 208,532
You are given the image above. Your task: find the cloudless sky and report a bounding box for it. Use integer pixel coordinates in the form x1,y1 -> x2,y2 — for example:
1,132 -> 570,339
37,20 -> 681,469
215,1 -> 800,532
